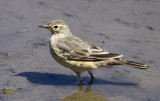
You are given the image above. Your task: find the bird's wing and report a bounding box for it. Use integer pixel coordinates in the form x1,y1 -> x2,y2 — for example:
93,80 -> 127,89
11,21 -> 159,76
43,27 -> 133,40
56,36 -> 123,61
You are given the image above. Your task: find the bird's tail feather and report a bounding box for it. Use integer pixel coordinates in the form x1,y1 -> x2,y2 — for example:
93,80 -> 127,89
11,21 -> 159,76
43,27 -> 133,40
125,61 -> 149,69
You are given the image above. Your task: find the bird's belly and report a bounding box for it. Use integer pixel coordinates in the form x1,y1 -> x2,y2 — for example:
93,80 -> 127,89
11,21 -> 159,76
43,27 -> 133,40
49,48 -> 101,72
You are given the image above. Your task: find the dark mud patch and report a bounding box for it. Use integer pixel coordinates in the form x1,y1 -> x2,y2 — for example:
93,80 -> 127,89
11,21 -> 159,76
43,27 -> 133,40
115,19 -> 155,31
114,19 -> 140,29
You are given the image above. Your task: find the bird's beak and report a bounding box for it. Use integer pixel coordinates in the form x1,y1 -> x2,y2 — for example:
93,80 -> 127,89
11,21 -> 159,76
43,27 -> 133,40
38,25 -> 49,28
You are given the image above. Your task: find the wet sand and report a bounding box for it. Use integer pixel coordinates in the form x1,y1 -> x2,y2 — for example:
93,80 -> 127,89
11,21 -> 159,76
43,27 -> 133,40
0,0 -> 160,101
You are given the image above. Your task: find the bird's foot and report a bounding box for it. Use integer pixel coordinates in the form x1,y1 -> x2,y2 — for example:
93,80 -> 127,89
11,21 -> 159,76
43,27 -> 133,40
76,80 -> 85,85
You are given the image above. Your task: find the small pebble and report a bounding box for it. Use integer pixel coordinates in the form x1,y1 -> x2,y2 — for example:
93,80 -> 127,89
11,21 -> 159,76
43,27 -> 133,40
145,26 -> 154,31
17,27 -> 30,34
64,12 -> 74,17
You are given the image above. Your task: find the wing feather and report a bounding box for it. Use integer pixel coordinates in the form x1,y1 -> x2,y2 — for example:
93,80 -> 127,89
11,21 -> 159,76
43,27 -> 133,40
56,36 -> 123,61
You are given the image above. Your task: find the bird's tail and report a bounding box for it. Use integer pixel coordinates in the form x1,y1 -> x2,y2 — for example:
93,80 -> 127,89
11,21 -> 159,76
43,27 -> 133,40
124,60 -> 149,69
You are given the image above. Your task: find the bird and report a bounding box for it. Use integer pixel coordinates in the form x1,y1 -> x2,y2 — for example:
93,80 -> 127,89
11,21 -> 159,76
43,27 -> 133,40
39,20 -> 149,85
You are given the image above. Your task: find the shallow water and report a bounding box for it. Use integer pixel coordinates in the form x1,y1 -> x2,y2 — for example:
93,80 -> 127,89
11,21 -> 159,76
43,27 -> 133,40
0,0 -> 160,101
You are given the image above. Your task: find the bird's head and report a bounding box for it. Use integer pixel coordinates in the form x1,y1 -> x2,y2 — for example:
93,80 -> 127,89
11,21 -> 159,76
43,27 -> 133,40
39,20 -> 72,36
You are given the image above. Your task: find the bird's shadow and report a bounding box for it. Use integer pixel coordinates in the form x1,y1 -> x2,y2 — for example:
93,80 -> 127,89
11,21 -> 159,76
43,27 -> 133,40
16,72 -> 138,86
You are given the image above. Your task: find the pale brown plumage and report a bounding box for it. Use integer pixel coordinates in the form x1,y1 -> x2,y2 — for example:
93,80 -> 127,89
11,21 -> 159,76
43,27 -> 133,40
39,20 -> 149,85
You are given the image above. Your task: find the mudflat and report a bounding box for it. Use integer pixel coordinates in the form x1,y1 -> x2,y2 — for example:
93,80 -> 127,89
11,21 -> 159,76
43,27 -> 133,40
0,0 -> 160,101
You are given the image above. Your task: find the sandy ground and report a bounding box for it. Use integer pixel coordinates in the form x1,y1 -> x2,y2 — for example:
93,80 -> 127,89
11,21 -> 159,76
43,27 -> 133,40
0,0 -> 160,101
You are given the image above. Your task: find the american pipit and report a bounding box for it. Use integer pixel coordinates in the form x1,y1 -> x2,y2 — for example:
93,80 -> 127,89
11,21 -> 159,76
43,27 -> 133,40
39,20 -> 149,85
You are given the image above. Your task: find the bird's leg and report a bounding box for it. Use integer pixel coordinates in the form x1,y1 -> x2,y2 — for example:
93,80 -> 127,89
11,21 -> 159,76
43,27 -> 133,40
88,71 -> 94,80
88,71 -> 94,84
75,72 -> 83,85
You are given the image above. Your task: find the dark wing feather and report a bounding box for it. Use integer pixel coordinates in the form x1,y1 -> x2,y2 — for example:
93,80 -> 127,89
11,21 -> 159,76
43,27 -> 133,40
90,53 -> 122,59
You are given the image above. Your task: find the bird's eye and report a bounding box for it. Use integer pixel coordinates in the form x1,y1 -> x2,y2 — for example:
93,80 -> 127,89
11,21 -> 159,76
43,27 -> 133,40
54,26 -> 58,29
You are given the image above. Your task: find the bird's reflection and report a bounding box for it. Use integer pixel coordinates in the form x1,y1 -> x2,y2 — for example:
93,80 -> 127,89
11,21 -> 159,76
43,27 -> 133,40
61,80 -> 110,101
